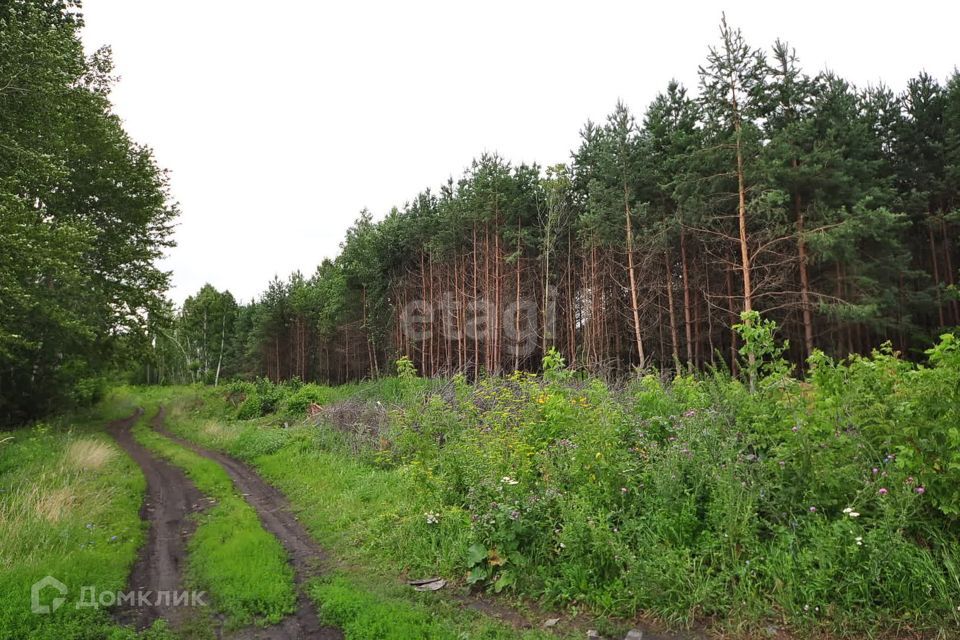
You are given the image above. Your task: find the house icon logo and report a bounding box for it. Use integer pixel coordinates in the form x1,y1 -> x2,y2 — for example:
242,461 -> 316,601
31,576 -> 67,614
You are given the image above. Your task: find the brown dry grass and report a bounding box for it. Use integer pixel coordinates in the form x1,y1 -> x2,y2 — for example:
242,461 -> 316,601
34,486 -> 77,523
65,438 -> 115,471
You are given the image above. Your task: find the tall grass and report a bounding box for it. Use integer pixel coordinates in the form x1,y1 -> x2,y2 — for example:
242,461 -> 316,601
0,397 -> 151,639
130,333 -> 960,636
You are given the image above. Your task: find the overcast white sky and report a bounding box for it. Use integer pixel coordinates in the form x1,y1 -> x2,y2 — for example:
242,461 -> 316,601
80,1 -> 959,305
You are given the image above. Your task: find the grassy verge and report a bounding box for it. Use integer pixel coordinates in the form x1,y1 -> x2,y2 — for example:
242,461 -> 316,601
0,396 -> 172,640
308,573 -> 556,640
126,405 -> 297,629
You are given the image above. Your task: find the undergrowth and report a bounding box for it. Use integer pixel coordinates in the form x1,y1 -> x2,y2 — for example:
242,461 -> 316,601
134,323 -> 960,637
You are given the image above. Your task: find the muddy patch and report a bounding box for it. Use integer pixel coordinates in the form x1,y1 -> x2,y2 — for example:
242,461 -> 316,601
108,408 -> 208,631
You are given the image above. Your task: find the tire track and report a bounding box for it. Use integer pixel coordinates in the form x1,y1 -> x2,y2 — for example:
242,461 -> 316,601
108,408 -> 208,631
151,407 -> 342,640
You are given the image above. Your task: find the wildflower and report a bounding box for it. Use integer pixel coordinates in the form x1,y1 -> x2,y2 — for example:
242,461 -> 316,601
424,511 -> 440,525
872,467 -> 879,475
849,511 -> 860,518
855,536 -> 863,546
809,506 -> 817,513
878,487 -> 888,495
683,409 -> 697,418
509,509 -> 520,521
792,425 -> 800,433
842,507 -> 852,514
916,486 -> 926,495
500,476 -> 519,485
620,487 -> 628,494
906,476 -> 915,484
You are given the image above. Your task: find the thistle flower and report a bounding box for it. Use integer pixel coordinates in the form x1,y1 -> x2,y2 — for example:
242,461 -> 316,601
916,486 -> 926,494
809,506 -> 817,513
878,487 -> 888,495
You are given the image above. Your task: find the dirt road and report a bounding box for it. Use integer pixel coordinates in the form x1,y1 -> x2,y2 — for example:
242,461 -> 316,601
110,408 -> 342,639
108,409 -> 207,631
151,407 -> 341,639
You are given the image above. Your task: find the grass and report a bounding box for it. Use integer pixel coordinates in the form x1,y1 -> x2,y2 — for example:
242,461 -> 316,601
308,573 -> 554,640
154,391 -> 468,578
136,385 -> 584,639
132,334 -> 960,639
0,385 -> 565,640
11,329 -> 955,640
0,396 -> 172,640
127,405 -> 297,628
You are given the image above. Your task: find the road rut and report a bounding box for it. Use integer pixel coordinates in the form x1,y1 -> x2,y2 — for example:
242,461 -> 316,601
151,407 -> 342,640
108,409 -> 207,631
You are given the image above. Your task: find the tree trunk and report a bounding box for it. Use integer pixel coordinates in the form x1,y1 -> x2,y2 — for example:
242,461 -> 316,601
928,223 -> 945,327
794,181 -> 815,359
515,218 -> 522,371
680,229 -> 694,369
624,188 -> 646,368
665,249 -> 680,369
214,312 -> 225,387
